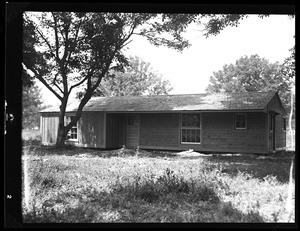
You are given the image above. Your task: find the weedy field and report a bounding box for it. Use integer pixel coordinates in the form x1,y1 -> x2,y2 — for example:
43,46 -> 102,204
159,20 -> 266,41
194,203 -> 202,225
22,143 -> 295,223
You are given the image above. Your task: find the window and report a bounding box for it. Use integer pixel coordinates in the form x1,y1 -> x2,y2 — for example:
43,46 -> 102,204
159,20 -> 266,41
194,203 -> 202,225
234,113 -> 246,130
282,118 -> 287,131
66,116 -> 78,140
181,113 -> 201,143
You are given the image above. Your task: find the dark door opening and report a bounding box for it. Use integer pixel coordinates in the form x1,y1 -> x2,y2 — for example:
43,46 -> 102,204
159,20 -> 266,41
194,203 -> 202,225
126,114 -> 139,148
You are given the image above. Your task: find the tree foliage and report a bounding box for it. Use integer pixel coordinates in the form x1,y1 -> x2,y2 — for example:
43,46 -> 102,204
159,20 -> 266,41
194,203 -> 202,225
22,84 -> 45,129
23,12 -> 200,146
281,45 -> 295,84
206,54 -> 294,113
78,56 -> 172,98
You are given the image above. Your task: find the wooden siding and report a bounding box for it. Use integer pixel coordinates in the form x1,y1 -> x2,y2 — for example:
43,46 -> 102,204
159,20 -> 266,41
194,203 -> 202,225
40,114 -> 59,145
139,112 -> 268,153
202,112 -> 266,152
79,112 -> 105,148
140,113 -> 180,147
267,94 -> 285,115
275,114 -> 286,149
106,113 -> 126,148
41,110 -> 276,153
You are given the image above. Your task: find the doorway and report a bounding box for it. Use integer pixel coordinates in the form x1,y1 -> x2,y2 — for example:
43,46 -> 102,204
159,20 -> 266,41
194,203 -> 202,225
126,114 -> 139,148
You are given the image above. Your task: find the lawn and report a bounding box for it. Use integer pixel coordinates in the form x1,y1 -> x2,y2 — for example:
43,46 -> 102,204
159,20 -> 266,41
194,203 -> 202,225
22,144 -> 295,223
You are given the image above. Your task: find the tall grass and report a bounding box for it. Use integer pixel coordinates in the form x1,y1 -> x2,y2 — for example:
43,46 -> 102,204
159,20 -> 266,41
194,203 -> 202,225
22,147 -> 295,223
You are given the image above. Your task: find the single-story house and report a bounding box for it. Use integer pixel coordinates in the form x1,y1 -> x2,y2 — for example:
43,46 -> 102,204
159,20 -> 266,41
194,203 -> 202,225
40,91 -> 287,154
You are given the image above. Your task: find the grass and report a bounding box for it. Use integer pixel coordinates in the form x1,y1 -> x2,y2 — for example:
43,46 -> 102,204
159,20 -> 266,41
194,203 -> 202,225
21,130 -> 295,223
22,145 -> 295,223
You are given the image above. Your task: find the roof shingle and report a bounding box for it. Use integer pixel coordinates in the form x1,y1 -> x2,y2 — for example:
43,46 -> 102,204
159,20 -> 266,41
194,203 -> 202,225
41,91 -> 278,113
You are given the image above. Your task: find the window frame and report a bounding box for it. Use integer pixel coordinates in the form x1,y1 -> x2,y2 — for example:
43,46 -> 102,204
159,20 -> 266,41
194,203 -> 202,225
282,117 -> 287,132
234,113 -> 247,130
181,113 -> 201,144
65,115 -> 78,141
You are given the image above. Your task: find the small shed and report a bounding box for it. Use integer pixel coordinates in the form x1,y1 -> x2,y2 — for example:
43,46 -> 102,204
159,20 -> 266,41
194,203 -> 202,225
40,91 -> 287,154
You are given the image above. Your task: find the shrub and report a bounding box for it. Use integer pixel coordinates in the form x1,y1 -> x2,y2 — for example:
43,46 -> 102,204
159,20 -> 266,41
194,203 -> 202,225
110,168 -> 219,204
22,130 -> 41,146
156,168 -> 190,194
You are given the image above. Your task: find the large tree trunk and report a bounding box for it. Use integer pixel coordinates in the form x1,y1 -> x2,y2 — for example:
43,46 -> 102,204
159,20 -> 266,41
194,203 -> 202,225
55,124 -> 67,148
55,96 -> 68,148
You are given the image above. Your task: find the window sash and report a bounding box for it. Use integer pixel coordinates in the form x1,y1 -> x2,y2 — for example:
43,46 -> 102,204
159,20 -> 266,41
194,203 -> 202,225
235,113 -> 246,129
66,116 -> 78,140
282,118 -> 287,131
181,113 -> 201,143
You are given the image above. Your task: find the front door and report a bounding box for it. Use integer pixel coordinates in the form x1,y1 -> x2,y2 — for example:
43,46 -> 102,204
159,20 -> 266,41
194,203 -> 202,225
126,114 -> 139,148
268,113 -> 276,151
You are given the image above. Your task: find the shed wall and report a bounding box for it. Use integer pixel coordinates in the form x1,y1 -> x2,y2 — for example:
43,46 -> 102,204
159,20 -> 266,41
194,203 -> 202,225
202,112 -> 266,152
79,112 -> 105,148
40,114 -> 59,145
139,112 -> 268,153
140,113 -> 180,147
275,114 -> 286,149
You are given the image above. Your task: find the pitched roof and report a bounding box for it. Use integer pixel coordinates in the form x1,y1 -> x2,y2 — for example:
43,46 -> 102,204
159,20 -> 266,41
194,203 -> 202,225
41,91 -> 281,113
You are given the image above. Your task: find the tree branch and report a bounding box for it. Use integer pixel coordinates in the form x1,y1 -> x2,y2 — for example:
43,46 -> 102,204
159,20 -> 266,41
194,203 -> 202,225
69,75 -> 89,93
61,22 -> 70,63
35,28 -> 55,57
52,13 -> 61,62
32,70 -> 63,101
52,73 -> 64,95
66,19 -> 83,66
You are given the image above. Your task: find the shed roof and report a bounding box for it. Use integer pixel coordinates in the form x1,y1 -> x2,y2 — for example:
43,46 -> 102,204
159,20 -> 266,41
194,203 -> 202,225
41,91 -> 285,113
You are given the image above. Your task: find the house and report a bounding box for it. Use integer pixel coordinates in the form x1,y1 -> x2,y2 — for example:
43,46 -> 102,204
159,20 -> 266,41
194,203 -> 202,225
40,91 -> 287,154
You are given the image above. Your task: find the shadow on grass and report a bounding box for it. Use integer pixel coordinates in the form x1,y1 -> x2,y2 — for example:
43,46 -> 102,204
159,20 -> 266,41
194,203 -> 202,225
205,152 -> 295,184
23,184 -> 265,223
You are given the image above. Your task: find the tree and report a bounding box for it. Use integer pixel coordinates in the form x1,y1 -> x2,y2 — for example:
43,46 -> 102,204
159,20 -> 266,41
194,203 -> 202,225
206,54 -> 293,113
23,12 -> 268,147
79,56 -> 172,97
22,84 -> 44,129
282,45 -> 295,149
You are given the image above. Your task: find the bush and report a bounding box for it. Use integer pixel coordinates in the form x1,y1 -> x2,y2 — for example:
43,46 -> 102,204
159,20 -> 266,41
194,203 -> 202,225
110,168 -> 219,204
22,130 -> 41,146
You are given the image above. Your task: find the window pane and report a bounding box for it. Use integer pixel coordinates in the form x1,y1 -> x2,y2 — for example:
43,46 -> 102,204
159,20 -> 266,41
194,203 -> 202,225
196,130 -> 200,143
66,116 -> 78,140
186,129 -> 190,142
187,115 -> 193,127
191,129 -> 195,142
283,118 -> 286,130
193,114 -> 200,127
235,114 -> 246,129
182,129 -> 186,142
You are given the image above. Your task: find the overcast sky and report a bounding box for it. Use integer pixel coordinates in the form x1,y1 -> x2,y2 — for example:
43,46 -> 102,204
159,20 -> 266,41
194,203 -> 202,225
37,14 -> 295,106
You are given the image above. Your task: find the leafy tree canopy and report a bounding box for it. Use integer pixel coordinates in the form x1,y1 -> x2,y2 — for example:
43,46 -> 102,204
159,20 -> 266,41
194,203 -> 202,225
77,56 -> 172,98
206,54 -> 295,114
22,84 -> 49,129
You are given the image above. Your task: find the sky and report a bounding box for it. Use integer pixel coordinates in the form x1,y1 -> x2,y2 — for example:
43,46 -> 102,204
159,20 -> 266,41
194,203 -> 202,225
37,14 -> 295,106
